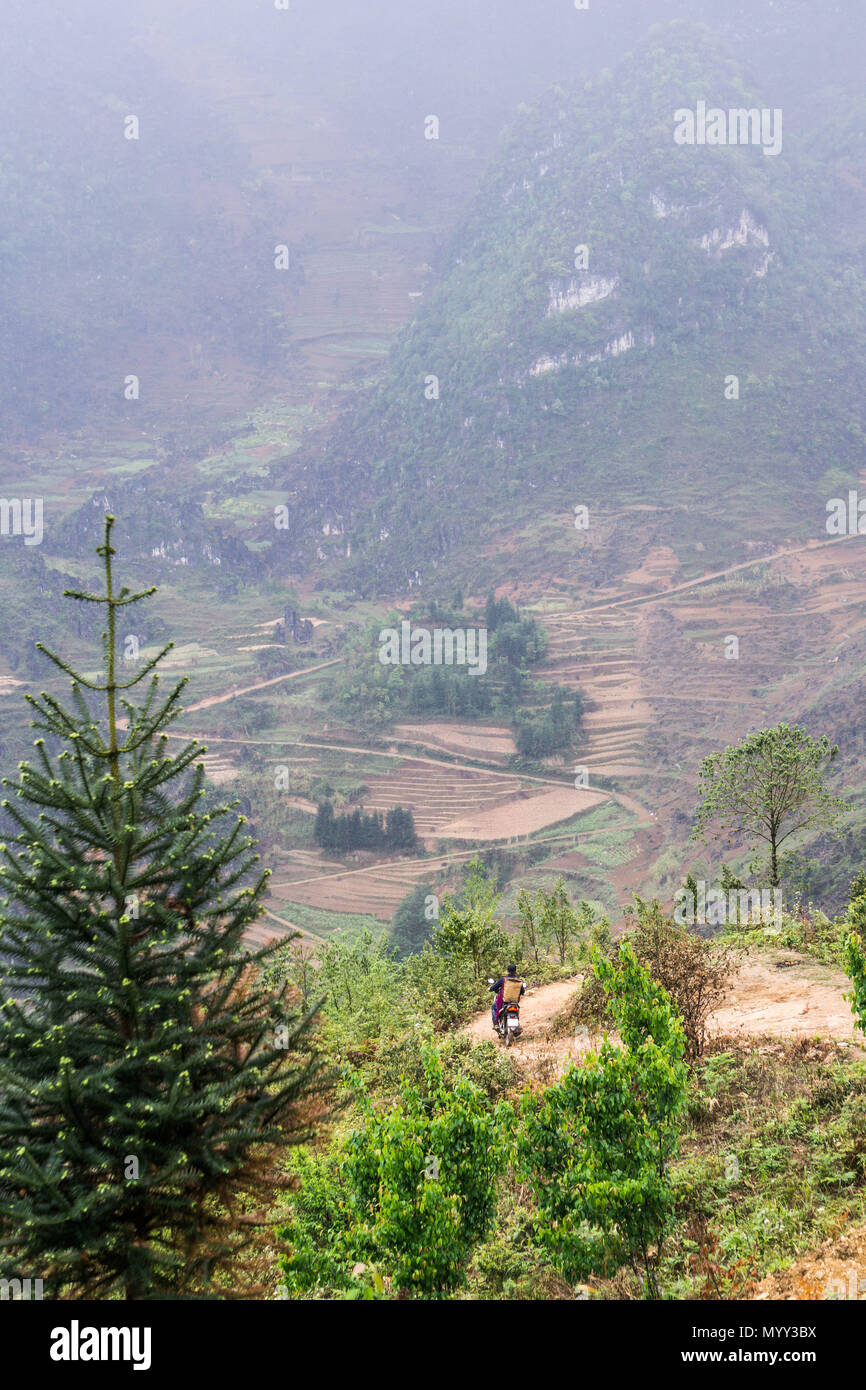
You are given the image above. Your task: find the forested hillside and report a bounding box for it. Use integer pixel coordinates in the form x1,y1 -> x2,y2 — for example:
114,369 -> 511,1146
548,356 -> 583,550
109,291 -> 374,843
264,25 -> 866,593
2,1 -> 866,1330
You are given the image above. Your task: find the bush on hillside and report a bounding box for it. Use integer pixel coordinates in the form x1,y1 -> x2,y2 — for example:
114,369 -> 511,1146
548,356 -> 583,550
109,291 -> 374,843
551,898 -> 735,1061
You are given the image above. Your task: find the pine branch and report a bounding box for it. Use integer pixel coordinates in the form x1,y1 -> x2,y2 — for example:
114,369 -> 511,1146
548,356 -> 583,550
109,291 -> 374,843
0,515 -> 331,1297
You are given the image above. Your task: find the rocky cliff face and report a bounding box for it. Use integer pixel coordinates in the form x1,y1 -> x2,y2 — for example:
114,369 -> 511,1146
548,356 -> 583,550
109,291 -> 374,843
263,24 -> 865,596
50,484 -> 259,578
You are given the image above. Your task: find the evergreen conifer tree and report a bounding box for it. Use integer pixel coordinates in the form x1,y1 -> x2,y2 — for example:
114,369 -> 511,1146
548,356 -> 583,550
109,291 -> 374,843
0,518 -> 326,1299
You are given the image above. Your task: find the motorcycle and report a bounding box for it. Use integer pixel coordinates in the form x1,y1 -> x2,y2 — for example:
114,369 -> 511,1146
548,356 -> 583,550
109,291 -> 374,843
488,977 -> 523,1046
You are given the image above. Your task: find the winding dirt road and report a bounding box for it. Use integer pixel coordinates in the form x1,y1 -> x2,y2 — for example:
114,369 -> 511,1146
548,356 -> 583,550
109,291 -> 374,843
558,532 -> 864,621
182,658 -> 342,713
463,949 -> 863,1078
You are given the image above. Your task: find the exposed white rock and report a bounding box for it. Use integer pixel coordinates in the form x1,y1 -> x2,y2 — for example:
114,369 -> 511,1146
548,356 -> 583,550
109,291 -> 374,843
528,327 -> 655,377
651,192 -> 685,219
545,275 -> 618,316
589,331 -> 635,359
699,209 -> 770,253
529,353 -> 568,377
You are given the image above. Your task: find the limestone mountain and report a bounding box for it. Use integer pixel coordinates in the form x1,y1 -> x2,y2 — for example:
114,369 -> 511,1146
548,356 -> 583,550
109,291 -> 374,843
265,24 -> 866,596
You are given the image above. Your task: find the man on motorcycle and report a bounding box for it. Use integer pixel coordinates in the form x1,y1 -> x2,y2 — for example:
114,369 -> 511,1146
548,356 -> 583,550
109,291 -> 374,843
489,964 -> 525,1027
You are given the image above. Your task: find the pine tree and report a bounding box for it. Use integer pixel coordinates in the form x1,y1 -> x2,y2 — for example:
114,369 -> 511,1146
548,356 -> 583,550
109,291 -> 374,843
386,806 -> 417,851
0,517 -> 327,1299
314,799 -> 335,849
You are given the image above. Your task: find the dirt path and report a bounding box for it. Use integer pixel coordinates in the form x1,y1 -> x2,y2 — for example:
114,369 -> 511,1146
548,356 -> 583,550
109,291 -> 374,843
553,533 -> 864,622
250,907 -> 325,947
465,977 -> 580,1044
268,816 -> 650,892
166,729 -> 570,786
708,951 -> 861,1043
463,976 -> 603,1074
752,1223 -> 866,1301
166,721 -> 649,820
182,658 -> 342,713
462,949 -> 862,1078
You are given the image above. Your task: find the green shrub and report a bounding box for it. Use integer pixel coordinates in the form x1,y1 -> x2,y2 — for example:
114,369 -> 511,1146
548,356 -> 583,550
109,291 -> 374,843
518,943 -> 688,1297
844,905 -> 866,1038
278,1048 -> 512,1298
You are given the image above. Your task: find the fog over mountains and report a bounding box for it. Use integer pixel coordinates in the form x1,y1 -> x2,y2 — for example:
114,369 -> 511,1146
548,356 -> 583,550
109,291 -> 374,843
4,0 -> 866,1322
1,4 -> 864,914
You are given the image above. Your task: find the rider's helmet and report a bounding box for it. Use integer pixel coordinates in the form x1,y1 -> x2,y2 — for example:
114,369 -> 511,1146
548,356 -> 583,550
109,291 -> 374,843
506,963 -> 517,975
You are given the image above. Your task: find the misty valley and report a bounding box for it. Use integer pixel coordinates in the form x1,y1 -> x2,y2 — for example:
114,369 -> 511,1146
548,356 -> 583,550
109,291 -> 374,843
0,0 -> 865,1348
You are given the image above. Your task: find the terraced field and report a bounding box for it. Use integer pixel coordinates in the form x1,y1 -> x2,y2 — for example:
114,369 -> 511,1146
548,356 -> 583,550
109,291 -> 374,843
357,762 -> 603,841
534,525 -> 866,801
197,751 -> 241,786
160,513 -> 866,949
156,516 -> 865,957
269,847 -> 444,921
540,612 -> 648,777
